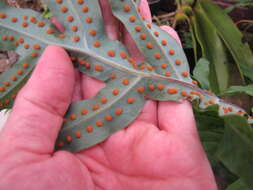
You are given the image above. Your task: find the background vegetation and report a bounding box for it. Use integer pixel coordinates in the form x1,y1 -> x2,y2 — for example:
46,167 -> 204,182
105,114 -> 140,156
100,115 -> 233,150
149,0 -> 253,189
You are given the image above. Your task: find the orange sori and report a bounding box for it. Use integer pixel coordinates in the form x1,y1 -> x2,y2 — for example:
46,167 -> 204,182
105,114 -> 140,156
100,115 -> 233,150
75,131 -> 82,138
95,65 -> 104,72
86,125 -> 93,133
100,97 -> 108,104
167,88 -> 178,94
92,104 -> 100,111
70,114 -> 77,120
123,4 -> 131,12
96,120 -> 103,127
137,86 -> 145,93
157,84 -> 165,90
127,97 -> 135,104
82,6 -> 89,13
115,108 -> 123,115
81,109 -> 88,115
122,78 -> 129,85
107,50 -> 116,57
112,89 -> 119,96
105,115 -> 113,121
89,29 -> 97,36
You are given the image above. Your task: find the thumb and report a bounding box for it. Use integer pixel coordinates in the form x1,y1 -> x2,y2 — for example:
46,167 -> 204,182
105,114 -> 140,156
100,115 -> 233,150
0,45 -> 75,154
158,100 -> 197,137
158,26 -> 198,138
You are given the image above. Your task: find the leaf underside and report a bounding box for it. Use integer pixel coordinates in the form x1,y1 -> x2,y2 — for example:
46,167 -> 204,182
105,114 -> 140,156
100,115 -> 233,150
0,0 -> 252,152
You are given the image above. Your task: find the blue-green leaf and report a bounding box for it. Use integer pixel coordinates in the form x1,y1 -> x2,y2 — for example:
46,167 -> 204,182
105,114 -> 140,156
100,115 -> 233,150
199,0 -> 253,82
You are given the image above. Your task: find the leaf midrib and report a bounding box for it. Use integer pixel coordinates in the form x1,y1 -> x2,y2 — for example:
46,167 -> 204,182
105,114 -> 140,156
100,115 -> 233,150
0,21 -> 220,109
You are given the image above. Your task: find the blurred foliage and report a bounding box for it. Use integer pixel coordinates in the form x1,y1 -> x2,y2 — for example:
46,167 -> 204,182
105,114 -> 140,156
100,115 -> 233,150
225,0 -> 253,13
172,0 -> 253,189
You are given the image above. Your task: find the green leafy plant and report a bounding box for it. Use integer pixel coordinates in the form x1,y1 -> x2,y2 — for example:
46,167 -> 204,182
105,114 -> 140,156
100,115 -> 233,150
177,0 -> 253,94
174,1 -> 253,188
0,0 -> 252,155
194,103 -> 253,189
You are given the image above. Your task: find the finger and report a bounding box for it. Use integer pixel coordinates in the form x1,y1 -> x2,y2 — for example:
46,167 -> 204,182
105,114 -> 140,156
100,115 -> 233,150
136,100 -> 157,125
81,0 -> 152,95
158,100 -> 198,137
81,75 -> 105,99
157,25 -> 197,135
0,46 -> 75,154
139,0 -> 152,22
122,0 -> 152,62
72,70 -> 83,102
99,0 -> 120,40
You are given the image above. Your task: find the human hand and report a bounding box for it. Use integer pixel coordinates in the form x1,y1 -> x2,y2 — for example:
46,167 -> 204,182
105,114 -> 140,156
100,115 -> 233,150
0,0 -> 217,189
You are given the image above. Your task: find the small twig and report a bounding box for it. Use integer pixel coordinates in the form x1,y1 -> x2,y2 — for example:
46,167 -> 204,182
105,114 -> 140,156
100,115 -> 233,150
5,0 -> 21,7
236,19 -> 253,26
211,0 -> 235,7
152,15 -> 161,26
172,18 -> 177,29
157,12 -> 176,19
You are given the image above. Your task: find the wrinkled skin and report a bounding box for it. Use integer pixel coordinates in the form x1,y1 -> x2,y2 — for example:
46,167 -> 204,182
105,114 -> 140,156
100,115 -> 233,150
0,0 -> 217,189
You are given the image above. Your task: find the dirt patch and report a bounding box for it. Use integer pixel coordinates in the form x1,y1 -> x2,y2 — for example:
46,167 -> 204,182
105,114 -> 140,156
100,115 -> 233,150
0,0 -> 42,74
0,51 -> 19,74
5,0 -> 42,11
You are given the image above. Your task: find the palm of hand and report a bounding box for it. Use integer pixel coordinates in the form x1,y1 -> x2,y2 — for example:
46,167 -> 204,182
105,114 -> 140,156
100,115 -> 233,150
0,0 -> 217,189
75,116 -> 215,190
0,98 -> 216,189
